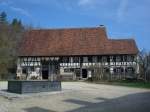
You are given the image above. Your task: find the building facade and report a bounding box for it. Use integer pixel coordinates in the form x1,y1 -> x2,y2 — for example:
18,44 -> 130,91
17,26 -> 139,80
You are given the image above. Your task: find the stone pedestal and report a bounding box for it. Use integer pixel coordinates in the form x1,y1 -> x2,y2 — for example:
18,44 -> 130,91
8,80 -> 61,94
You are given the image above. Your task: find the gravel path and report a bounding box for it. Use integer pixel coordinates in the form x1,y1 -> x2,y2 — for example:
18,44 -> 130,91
0,81 -> 150,112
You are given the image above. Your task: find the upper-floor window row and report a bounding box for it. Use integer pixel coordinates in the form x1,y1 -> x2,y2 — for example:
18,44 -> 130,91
53,55 -> 136,63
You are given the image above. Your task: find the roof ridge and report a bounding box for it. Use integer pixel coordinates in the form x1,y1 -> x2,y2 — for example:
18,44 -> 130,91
29,26 -> 105,31
109,38 -> 135,41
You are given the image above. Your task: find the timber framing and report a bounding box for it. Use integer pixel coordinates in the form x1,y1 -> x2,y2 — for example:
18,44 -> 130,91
17,26 -> 139,80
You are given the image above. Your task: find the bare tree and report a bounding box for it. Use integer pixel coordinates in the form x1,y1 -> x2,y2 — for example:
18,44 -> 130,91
138,50 -> 150,82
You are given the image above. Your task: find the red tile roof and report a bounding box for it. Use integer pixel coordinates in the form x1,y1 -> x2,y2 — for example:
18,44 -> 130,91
19,27 -> 138,56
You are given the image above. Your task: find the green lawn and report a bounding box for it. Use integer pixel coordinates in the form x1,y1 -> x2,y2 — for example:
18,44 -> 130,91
89,80 -> 150,89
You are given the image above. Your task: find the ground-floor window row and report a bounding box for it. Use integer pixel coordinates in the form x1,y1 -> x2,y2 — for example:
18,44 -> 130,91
18,65 -> 137,80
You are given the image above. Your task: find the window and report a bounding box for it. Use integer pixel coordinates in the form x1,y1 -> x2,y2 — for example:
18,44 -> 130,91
22,68 -> 27,74
64,68 -> 74,73
69,57 -> 73,63
103,68 -> 109,73
63,57 -> 69,63
59,57 -> 63,63
126,67 -> 134,74
97,56 -> 102,62
123,55 -> 127,62
113,56 -> 116,62
23,58 -> 27,61
127,56 -> 134,62
102,56 -> 107,62
30,66 -> 34,71
73,57 -> 79,63
88,56 -> 92,63
83,57 -> 88,63
37,58 -> 40,61
116,56 -> 121,62
28,57 -> 31,61
93,56 -> 97,63
110,56 -> 113,62
114,67 -> 124,73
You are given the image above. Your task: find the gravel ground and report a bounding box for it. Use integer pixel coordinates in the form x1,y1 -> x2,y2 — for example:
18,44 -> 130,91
0,81 -> 150,112
0,81 -> 7,90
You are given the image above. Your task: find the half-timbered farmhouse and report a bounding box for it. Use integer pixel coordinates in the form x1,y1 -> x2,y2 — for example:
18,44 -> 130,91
17,26 -> 139,80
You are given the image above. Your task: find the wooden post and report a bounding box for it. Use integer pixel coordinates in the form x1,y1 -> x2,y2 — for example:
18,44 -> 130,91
80,56 -> 83,79
27,57 -> 29,80
48,59 -> 51,80
40,58 -> 42,80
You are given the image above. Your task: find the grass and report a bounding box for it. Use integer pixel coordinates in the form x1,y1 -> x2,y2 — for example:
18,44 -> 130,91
88,80 -> 150,89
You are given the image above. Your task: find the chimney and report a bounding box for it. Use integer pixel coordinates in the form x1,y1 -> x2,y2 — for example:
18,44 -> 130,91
99,25 -> 105,27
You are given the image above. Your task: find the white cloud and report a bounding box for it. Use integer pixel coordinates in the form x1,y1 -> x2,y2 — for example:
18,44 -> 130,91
78,0 -> 102,9
117,0 -> 128,22
10,6 -> 31,17
116,0 -> 150,25
78,0 -> 93,6
78,0 -> 110,7
0,0 -> 31,18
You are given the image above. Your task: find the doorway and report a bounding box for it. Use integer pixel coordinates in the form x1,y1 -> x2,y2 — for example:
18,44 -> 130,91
41,61 -> 49,80
42,69 -> 48,79
82,69 -> 87,78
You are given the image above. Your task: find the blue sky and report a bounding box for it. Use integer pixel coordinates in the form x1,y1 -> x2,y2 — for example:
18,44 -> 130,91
0,0 -> 150,50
